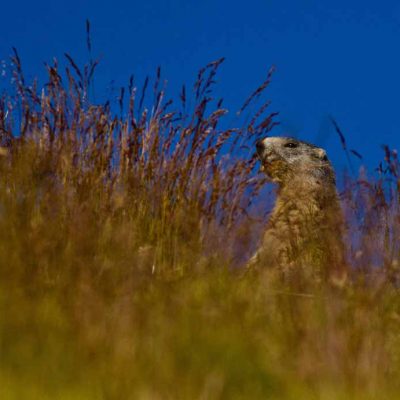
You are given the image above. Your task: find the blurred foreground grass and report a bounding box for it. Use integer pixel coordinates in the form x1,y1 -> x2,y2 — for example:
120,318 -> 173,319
2,266 -> 400,400
0,50 -> 399,399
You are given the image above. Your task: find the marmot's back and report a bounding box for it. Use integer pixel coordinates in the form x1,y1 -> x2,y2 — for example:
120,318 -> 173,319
252,137 -> 346,282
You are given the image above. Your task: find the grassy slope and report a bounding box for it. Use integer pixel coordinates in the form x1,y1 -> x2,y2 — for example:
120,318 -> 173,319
0,54 -> 399,399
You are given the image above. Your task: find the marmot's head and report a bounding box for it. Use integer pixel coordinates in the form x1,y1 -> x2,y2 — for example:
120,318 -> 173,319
256,137 -> 333,185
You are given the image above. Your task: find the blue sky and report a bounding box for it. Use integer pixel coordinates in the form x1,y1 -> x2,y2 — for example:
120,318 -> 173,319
1,0 -> 399,173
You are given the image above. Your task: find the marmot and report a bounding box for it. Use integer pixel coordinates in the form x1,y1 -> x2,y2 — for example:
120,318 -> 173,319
249,136 -> 347,282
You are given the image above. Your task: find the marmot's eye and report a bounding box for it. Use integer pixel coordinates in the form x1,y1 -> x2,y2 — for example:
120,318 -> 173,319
284,142 -> 298,148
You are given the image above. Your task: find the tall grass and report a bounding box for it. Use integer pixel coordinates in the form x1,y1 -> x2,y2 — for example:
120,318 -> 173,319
0,47 -> 399,400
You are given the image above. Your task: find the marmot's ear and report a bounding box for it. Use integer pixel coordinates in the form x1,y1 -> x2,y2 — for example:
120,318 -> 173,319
314,148 -> 328,161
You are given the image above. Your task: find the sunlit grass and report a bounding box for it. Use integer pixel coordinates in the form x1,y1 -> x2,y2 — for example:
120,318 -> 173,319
0,46 -> 399,399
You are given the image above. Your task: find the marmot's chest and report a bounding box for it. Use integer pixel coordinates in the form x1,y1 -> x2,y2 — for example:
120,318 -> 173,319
261,196 -> 341,267
266,194 -> 339,240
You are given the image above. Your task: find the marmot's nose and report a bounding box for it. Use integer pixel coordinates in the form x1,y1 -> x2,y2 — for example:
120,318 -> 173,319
256,139 -> 265,153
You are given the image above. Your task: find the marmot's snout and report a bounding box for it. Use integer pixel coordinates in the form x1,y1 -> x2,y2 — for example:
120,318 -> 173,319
255,138 -> 264,155
255,137 -> 275,161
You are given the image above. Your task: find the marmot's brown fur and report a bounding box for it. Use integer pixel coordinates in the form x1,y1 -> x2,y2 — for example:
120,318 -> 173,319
249,136 -> 347,282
